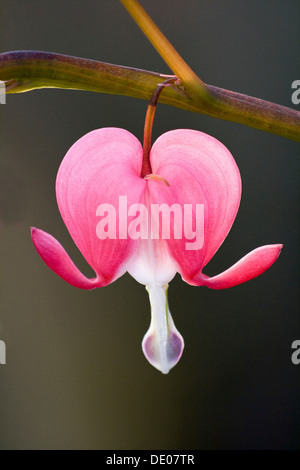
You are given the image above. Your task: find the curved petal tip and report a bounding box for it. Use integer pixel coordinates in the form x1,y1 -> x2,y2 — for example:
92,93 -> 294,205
198,244 -> 283,289
31,227 -> 103,289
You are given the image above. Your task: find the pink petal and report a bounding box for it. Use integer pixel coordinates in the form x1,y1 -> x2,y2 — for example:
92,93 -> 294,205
194,244 -> 283,289
31,227 -> 104,289
148,129 -> 241,282
56,128 -> 146,282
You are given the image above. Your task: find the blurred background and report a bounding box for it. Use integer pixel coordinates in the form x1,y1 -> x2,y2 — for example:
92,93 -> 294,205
0,0 -> 299,449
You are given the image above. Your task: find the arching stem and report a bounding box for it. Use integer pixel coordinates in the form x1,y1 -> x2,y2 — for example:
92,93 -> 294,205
141,77 -> 178,177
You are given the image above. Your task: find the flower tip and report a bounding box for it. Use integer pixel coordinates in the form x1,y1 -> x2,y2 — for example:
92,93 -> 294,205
30,227 -> 43,240
199,243 -> 284,290
277,243 -> 283,253
30,227 -> 45,245
30,227 -> 102,289
30,227 -> 39,242
142,329 -> 184,374
142,284 -> 184,374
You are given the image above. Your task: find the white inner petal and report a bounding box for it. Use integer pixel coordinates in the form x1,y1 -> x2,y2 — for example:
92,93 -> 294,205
126,185 -> 177,286
127,237 -> 177,286
126,184 -> 184,373
142,285 -> 184,374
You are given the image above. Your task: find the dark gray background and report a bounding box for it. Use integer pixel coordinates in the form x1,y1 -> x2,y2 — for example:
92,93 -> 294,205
0,0 -> 299,449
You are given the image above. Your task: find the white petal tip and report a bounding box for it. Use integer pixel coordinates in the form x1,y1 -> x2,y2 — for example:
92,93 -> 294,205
142,325 -> 184,374
142,284 -> 184,374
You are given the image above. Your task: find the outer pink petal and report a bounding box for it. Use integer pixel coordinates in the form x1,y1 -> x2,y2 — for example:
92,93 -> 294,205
148,129 -> 241,281
56,128 -> 146,282
193,244 -> 283,289
31,227 -> 106,289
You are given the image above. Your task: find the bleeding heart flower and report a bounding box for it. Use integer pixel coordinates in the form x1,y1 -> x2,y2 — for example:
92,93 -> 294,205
31,127 -> 282,373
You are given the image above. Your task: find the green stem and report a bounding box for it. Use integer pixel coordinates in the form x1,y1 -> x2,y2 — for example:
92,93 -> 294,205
120,0 -> 214,107
1,51 -> 299,142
